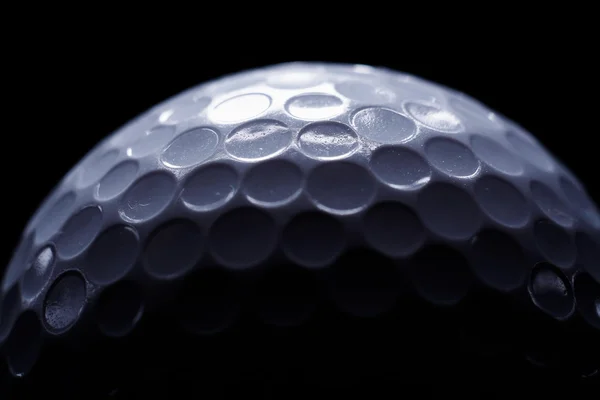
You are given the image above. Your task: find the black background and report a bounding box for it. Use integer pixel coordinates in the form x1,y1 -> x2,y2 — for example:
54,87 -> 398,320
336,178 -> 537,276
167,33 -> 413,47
2,33 -> 596,274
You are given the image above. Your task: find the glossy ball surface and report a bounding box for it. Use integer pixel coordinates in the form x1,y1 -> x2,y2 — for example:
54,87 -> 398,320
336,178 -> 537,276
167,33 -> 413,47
1,62 -> 599,393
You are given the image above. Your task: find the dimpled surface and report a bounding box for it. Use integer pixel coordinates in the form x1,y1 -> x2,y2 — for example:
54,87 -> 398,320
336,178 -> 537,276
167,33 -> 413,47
2,62 -> 600,393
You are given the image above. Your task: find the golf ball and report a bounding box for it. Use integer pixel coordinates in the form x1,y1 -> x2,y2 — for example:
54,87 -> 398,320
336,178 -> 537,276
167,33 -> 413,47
1,62 -> 599,392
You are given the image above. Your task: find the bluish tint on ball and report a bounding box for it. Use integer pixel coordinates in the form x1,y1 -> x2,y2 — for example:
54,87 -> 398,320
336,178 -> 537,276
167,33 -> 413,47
1,62 -> 599,386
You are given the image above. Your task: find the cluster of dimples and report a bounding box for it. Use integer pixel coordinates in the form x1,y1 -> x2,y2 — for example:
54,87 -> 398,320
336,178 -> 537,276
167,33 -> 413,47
1,62 -> 599,377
